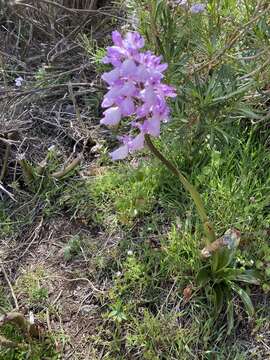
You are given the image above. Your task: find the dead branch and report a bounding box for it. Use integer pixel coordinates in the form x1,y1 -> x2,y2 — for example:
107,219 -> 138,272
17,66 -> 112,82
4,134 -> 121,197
0,135 -> 11,182
0,182 -> 16,202
51,154 -> 83,179
0,265 -> 19,309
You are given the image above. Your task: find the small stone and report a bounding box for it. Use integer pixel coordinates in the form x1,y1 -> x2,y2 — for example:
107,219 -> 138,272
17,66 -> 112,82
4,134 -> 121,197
80,305 -> 98,315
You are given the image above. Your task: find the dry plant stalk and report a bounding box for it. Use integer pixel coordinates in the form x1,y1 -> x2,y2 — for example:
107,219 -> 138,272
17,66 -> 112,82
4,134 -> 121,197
51,153 -> 83,179
17,155 -> 35,186
201,229 -> 241,258
0,334 -> 18,348
0,141 -> 11,182
0,132 -> 16,182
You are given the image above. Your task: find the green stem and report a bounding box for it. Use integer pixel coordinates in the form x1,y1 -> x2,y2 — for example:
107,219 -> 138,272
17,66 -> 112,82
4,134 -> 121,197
145,135 -> 216,244
149,0 -> 163,55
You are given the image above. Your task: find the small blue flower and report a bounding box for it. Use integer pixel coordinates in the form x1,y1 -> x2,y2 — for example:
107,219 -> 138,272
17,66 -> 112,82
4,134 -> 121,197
175,0 -> 188,5
190,3 -> 205,13
15,76 -> 24,87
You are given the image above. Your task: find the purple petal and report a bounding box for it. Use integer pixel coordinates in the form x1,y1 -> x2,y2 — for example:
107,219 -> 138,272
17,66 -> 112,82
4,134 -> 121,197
158,84 -> 177,97
119,97 -> 135,116
156,63 -> 168,73
100,107 -> 121,126
112,31 -> 123,46
153,98 -> 170,120
131,121 -> 143,131
101,68 -> 120,85
135,65 -> 150,82
120,59 -> 137,77
103,46 -> 125,66
102,56 -> 110,64
107,46 -> 124,57
106,85 -> 124,99
15,76 -> 24,87
119,134 -> 133,144
110,145 -> 129,160
142,117 -> 161,137
128,132 -> 145,152
121,82 -> 137,97
140,86 -> 157,105
101,96 -> 114,108
149,71 -> 164,84
124,32 -> 145,49
136,103 -> 151,118
101,85 -> 126,108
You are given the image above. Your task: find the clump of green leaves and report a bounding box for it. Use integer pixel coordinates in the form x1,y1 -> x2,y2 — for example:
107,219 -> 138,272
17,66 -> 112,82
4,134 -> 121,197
0,324 -> 62,360
0,203 -> 14,237
63,235 -> 82,261
256,244 -> 270,293
59,162 -> 159,227
197,246 -> 260,335
79,34 -> 107,74
15,267 -> 48,307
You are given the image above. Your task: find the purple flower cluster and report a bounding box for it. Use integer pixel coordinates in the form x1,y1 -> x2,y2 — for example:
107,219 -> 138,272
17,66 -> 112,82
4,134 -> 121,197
190,3 -> 205,13
100,31 -> 176,160
175,1 -> 206,14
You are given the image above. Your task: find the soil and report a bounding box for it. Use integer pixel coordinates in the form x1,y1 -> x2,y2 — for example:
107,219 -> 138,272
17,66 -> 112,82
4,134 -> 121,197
1,216 -> 111,359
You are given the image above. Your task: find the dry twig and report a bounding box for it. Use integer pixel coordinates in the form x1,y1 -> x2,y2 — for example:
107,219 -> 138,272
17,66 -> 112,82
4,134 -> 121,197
16,217 -> 44,260
51,154 -> 83,179
0,265 -> 19,309
0,182 -> 16,201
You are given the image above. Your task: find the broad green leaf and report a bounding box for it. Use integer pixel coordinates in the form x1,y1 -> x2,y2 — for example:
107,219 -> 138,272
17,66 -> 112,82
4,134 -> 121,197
236,106 -> 263,120
212,248 -> 234,273
211,252 -> 219,273
231,283 -> 254,318
236,269 -> 261,285
215,268 -> 243,282
226,301 -> 234,335
197,267 -> 210,287
213,284 -> 224,318
223,286 -> 234,335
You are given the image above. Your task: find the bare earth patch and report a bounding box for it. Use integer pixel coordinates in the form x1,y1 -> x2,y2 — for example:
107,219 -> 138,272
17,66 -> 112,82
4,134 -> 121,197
1,217 -> 114,359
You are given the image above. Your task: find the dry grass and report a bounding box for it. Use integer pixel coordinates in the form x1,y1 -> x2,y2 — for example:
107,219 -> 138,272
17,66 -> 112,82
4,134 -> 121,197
1,216 -> 112,358
0,0 -> 119,189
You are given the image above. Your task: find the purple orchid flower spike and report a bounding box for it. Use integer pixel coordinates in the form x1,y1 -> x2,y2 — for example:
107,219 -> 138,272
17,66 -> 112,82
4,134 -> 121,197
100,31 -> 176,160
101,33 -> 217,247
